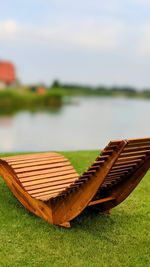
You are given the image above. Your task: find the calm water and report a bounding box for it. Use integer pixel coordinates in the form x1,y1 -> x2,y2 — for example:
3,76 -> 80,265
0,97 -> 150,152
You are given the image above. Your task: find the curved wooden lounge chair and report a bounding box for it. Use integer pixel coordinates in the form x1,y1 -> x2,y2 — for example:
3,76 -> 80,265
0,137 -> 150,228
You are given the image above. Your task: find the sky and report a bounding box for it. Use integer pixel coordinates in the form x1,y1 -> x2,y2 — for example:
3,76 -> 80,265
0,0 -> 150,88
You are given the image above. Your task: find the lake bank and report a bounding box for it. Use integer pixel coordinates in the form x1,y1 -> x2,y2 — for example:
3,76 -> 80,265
1,85 -> 150,115
0,90 -> 63,114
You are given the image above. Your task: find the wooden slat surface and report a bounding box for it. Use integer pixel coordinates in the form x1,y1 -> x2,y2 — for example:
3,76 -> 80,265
1,137 -> 150,203
2,152 -> 58,162
17,163 -> 72,178
14,160 -> 69,173
88,196 -> 115,206
0,137 -> 150,227
20,166 -> 75,182
99,138 -> 150,192
1,152 -> 79,201
24,173 -> 78,190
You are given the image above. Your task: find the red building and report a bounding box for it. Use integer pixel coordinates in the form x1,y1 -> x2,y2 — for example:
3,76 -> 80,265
0,61 -> 16,87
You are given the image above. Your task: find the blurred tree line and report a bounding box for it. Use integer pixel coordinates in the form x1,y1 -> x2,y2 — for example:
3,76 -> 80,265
51,79 -> 150,98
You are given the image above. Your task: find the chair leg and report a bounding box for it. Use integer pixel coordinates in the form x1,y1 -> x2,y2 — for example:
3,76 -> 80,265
59,222 -> 71,228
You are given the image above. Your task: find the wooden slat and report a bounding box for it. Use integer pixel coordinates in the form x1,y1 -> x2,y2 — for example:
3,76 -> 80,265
112,163 -> 138,169
105,177 -> 123,182
82,170 -> 96,175
33,190 -> 64,198
102,177 -> 123,187
88,165 -> 100,171
2,153 -> 58,162
120,151 -> 150,157
105,175 -> 122,179
25,175 -> 78,191
79,174 -> 91,179
105,175 -> 123,181
31,185 -> 71,197
27,173 -> 78,193
102,182 -> 118,187
109,169 -> 132,174
108,172 -> 130,177
94,160 -> 105,164
123,146 -> 150,152
105,175 -> 125,181
100,150 -> 113,155
10,157 -> 65,168
127,137 -> 150,144
112,165 -> 135,170
104,177 -> 122,183
106,145 -> 119,150
97,155 -> 109,160
19,166 -> 75,182
8,155 -> 64,166
114,159 -> 143,166
38,183 -> 81,197
92,160 -> 105,166
15,160 -> 69,173
114,161 -> 140,166
127,143 -> 150,148
17,163 -> 72,178
88,196 -> 115,206
35,192 -> 62,200
117,156 -> 144,162
119,154 -> 146,160
32,185 -> 77,198
23,171 -> 78,187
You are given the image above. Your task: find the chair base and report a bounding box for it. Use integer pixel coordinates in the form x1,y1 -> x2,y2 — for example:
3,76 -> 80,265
59,222 -> 71,228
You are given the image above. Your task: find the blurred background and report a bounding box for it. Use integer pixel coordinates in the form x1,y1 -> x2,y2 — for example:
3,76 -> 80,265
0,0 -> 150,152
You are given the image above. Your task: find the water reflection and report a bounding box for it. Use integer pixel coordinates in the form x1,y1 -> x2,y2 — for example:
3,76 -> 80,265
0,97 -> 149,152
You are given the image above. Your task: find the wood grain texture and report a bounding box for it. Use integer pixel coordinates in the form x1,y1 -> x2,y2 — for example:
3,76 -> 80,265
0,137 -> 150,227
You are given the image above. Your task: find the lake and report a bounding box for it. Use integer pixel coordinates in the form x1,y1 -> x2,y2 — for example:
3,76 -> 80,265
0,96 -> 150,152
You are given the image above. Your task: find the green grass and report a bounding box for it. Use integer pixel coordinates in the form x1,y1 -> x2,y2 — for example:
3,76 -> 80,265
0,150 -> 149,267
0,90 -> 63,114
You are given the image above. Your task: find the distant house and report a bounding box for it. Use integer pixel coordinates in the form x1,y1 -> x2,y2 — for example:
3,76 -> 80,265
0,61 -> 16,89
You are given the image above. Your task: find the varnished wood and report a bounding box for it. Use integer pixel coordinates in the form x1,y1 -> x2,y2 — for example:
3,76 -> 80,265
88,196 -> 115,206
0,137 -> 150,227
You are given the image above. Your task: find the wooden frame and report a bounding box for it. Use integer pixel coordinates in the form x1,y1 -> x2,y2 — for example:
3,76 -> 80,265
0,137 -> 150,228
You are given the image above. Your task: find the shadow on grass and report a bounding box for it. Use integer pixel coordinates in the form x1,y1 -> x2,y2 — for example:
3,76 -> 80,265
0,179 -> 147,235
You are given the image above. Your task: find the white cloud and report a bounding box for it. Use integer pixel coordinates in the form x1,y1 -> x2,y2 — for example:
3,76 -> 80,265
0,19 -> 123,52
0,20 -> 17,37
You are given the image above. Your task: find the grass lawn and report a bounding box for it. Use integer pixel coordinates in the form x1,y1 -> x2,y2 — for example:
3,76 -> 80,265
0,150 -> 149,267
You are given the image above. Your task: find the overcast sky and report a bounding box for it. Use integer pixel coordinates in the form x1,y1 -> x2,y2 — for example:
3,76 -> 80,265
0,0 -> 150,88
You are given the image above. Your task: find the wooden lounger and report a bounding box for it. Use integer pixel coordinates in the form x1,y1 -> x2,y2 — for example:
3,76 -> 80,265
0,137 -> 150,228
